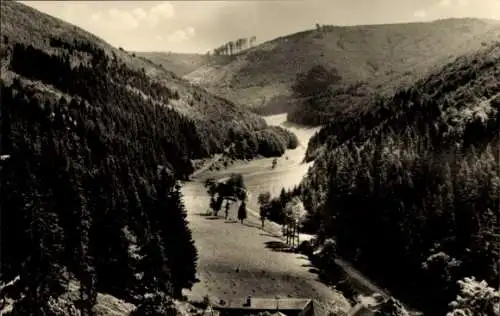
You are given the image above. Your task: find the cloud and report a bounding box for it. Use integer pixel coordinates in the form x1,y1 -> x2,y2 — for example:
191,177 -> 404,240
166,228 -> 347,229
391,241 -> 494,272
86,1 -> 174,30
413,9 -> 427,19
132,8 -> 148,21
147,2 -> 174,27
185,27 -> 195,37
438,0 -> 469,7
108,8 -> 140,30
90,12 -> 102,23
165,27 -> 196,43
59,2 -> 90,25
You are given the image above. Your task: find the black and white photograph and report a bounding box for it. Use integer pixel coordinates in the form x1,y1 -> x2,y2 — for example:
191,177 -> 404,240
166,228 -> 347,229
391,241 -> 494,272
0,0 -> 499,315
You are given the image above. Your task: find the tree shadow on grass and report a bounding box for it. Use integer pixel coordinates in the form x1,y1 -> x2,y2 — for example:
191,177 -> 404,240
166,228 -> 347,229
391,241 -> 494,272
195,212 -> 215,217
241,222 -> 284,239
264,241 -> 296,253
259,232 -> 282,239
308,268 -> 320,274
204,216 -> 222,220
194,212 -> 225,220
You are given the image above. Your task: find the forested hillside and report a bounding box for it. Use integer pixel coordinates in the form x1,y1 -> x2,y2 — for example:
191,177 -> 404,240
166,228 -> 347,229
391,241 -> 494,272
1,85 -> 195,314
0,1 -> 297,163
0,1 -> 296,314
177,18 -> 500,125
270,41 -> 500,315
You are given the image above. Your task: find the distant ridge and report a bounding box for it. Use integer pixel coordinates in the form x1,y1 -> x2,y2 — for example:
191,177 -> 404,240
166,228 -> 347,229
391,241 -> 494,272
141,17 -> 500,125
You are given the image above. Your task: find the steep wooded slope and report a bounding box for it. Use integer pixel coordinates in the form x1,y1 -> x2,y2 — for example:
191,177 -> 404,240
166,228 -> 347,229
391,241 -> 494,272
274,41 -> 500,315
0,0 -> 298,164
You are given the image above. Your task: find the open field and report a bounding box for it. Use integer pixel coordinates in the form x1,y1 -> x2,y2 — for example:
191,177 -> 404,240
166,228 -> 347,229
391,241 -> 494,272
180,115 -> 353,309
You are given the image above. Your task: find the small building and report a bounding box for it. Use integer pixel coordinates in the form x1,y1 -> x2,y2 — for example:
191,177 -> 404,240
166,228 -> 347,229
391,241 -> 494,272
213,297 -> 328,316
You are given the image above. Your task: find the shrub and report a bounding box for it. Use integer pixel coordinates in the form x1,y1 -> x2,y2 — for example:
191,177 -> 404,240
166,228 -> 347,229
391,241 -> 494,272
335,280 -> 357,303
130,292 -> 180,316
297,240 -> 314,257
202,295 -> 212,309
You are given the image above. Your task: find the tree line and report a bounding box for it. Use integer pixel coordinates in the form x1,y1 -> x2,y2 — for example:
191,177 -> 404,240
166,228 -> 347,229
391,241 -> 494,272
315,24 -> 337,32
266,42 -> 500,315
210,36 -> 257,57
227,125 -> 299,160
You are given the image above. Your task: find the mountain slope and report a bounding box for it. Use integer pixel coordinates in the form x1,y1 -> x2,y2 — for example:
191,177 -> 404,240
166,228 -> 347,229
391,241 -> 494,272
0,0 -> 252,122
135,51 -> 208,77
0,1 -> 298,165
274,40 -> 500,315
150,18 -> 500,124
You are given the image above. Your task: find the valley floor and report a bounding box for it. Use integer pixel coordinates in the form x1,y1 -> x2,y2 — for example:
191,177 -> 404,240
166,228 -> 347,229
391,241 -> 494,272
181,114 -> 423,315
181,115 -> 354,311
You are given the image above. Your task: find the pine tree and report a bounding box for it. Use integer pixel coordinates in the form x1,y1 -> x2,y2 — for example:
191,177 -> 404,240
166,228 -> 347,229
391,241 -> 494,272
11,167 -> 68,315
155,170 -> 198,298
73,179 -> 97,315
238,200 -> 247,224
140,233 -> 174,297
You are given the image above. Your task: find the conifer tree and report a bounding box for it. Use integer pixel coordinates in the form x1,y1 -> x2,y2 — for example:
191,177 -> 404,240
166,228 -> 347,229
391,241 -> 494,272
238,201 -> 247,224
155,170 -> 198,298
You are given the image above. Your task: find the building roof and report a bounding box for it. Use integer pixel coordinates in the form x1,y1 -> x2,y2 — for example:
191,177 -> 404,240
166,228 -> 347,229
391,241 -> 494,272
215,298 -> 312,311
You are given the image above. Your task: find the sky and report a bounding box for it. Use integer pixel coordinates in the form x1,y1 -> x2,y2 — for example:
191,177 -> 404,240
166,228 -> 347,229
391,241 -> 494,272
21,0 -> 500,54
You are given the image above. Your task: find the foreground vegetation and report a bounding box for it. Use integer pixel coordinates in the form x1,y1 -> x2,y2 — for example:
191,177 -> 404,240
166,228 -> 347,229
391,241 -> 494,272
1,61 -> 200,315
267,41 -> 500,315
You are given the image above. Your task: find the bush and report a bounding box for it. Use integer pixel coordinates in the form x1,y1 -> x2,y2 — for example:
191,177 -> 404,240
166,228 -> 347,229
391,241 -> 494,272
202,295 -> 212,309
335,280 -> 357,303
297,240 -> 314,257
313,239 -> 337,274
447,277 -> 500,316
130,292 -> 180,316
